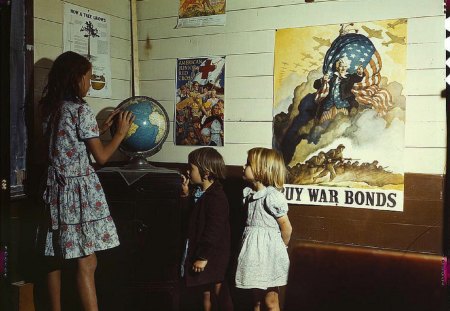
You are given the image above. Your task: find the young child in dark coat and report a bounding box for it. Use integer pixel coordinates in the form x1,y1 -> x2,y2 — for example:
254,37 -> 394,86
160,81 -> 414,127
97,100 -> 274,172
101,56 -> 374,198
181,147 -> 232,311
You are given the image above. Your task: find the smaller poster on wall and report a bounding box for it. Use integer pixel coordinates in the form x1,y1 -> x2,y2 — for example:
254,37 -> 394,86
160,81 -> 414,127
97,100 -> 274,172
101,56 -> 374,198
176,0 -> 226,28
175,56 -> 225,146
63,3 -> 112,98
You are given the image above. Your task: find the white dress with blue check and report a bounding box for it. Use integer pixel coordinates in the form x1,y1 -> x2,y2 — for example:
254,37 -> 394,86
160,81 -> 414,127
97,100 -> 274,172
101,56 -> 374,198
235,186 -> 290,289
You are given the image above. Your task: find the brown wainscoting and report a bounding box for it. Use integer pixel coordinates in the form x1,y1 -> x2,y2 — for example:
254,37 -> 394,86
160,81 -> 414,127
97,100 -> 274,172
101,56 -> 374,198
285,173 -> 444,254
284,242 -> 447,311
146,162 -> 444,255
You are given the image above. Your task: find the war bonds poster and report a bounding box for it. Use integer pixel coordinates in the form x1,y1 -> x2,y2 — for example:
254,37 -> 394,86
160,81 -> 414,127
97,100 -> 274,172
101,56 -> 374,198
64,3 -> 111,98
177,0 -> 226,28
175,57 -> 225,146
273,20 -> 407,211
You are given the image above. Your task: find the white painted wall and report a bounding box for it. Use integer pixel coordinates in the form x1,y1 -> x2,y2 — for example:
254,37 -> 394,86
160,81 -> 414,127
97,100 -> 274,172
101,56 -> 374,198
33,0 -> 446,174
137,0 -> 446,175
33,0 -> 132,161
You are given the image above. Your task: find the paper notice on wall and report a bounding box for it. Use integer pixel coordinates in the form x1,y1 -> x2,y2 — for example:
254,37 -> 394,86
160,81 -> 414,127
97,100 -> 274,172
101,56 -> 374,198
63,3 -> 112,98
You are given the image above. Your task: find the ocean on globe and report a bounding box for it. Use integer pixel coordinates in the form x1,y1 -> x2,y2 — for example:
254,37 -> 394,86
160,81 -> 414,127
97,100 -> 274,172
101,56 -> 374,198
111,96 -> 170,158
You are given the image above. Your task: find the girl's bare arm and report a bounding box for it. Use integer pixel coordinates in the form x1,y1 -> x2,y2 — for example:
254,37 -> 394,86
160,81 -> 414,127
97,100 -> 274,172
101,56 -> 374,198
277,215 -> 293,246
86,111 -> 134,165
99,108 -> 121,135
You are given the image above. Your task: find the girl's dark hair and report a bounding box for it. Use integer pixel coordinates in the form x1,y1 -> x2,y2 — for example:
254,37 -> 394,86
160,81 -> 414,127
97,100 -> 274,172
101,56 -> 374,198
188,147 -> 226,180
39,51 -> 91,119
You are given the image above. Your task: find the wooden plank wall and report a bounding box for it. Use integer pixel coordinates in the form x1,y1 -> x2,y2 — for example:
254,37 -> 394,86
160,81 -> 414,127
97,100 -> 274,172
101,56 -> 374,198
33,0 -> 132,161
137,0 -> 446,174
137,0 -> 446,254
287,173 -> 444,254
154,162 -> 445,254
32,0 -> 446,254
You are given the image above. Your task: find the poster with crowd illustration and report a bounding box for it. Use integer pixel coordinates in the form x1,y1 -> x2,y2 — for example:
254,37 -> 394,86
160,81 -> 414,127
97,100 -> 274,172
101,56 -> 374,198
273,20 -> 407,211
175,57 -> 225,146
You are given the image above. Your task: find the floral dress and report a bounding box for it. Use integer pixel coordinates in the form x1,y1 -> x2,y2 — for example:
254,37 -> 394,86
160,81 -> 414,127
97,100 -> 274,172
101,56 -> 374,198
235,186 -> 290,289
42,100 -> 120,259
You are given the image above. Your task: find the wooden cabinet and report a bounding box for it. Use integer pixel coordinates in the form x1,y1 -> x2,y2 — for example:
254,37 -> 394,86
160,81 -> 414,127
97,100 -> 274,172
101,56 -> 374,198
96,168 -> 182,311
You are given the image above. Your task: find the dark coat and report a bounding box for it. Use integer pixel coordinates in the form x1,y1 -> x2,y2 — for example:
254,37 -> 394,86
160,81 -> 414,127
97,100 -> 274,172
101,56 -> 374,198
184,181 -> 231,287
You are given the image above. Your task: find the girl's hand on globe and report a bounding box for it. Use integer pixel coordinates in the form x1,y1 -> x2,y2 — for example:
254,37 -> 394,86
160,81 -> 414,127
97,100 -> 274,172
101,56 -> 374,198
99,108 -> 121,135
114,111 -> 135,139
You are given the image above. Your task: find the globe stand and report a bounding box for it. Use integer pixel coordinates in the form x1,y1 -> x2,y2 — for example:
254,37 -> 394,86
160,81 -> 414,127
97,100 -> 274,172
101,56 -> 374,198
123,155 -> 158,170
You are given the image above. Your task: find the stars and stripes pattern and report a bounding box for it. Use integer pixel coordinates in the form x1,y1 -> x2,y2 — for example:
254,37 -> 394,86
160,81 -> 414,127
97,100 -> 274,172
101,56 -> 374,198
322,33 -> 392,116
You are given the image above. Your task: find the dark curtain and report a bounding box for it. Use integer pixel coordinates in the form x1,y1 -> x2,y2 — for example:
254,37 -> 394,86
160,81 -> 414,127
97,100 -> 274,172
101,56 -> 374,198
0,2 -> 11,310
10,0 -> 27,197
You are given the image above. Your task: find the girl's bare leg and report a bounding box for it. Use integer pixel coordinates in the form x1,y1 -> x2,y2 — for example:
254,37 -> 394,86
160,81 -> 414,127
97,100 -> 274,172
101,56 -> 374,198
216,282 -> 234,311
47,269 -> 61,311
252,289 -> 262,311
203,290 -> 212,311
214,282 -> 222,297
264,288 -> 280,311
203,282 -> 223,311
77,253 -> 98,311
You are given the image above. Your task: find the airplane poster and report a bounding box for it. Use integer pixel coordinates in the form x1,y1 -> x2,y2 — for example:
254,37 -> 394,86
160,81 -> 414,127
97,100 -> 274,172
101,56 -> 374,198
273,19 -> 407,211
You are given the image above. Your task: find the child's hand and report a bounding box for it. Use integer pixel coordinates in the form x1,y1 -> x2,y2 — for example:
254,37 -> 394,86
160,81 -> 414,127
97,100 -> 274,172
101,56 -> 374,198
192,259 -> 208,273
99,109 -> 121,135
114,111 -> 135,139
181,174 -> 189,197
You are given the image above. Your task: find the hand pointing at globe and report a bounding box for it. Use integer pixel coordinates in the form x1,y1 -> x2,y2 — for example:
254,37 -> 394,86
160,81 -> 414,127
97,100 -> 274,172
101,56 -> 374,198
85,110 -> 135,166
99,108 -> 121,135
114,111 -> 135,139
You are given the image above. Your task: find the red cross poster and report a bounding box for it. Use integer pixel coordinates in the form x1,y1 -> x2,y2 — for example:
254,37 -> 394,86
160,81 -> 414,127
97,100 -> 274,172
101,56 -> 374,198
175,57 -> 225,146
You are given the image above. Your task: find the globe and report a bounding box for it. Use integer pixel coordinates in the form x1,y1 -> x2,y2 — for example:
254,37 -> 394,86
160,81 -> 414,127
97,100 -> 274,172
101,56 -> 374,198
111,96 -> 170,168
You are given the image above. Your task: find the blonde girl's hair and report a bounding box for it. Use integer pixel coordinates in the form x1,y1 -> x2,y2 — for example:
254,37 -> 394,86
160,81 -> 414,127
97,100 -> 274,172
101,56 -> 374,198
247,147 -> 286,189
188,147 -> 226,180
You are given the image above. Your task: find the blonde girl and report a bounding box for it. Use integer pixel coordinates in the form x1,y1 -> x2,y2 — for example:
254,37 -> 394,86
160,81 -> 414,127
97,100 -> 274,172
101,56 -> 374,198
235,147 -> 292,311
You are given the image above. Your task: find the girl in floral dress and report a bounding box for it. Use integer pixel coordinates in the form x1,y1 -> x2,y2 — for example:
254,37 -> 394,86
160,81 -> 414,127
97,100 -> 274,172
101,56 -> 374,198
235,148 -> 293,311
39,51 -> 134,311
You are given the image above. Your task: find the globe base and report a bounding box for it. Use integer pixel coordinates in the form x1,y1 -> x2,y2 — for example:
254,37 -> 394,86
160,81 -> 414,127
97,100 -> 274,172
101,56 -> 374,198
123,155 -> 157,170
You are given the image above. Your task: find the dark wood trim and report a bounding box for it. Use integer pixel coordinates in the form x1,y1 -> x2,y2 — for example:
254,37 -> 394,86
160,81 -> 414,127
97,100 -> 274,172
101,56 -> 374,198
140,162 -> 444,254
0,3 -> 11,311
0,0 -> 11,253
444,26 -> 449,259
23,0 -> 34,198
285,241 -> 446,311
